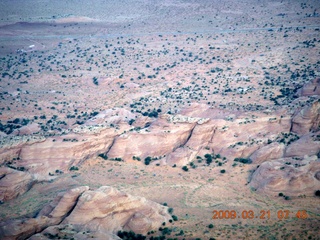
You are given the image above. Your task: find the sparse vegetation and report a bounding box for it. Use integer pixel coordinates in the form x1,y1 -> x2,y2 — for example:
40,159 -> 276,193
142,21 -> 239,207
145,156 -> 152,165
93,77 -> 99,85
182,166 -> 189,172
0,1 -> 319,239
117,231 -> 146,240
234,158 -> 252,164
171,215 -> 178,221
98,153 -> 108,160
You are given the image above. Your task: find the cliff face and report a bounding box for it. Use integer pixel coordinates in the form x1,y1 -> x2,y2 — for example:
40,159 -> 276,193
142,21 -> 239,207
0,186 -> 171,240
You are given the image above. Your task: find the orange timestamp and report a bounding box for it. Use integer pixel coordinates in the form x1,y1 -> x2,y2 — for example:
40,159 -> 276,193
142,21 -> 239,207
212,210 -> 308,220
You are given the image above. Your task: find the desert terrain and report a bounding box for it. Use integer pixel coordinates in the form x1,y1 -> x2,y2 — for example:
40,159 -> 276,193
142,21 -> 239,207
0,0 -> 319,239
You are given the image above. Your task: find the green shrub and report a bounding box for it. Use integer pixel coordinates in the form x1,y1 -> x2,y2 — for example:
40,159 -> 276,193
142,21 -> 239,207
98,153 -> 108,160
145,156 -> 152,165
93,77 -> 98,85
69,166 -> 79,171
133,156 -> 141,161
234,158 -> 252,164
205,155 -> 213,165
182,166 -> 188,171
117,230 -> 146,240
176,230 -> 184,236
172,215 -> 178,221
161,227 -> 172,235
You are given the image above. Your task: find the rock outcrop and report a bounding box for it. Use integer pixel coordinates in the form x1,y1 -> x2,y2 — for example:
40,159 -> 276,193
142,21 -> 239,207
160,113 -> 291,165
0,135 -> 45,165
107,118 -> 196,160
84,108 -> 137,126
0,186 -> 171,239
284,132 -> 320,158
249,157 -> 320,196
296,78 -> 320,97
17,127 -> 120,180
0,101 -> 318,200
291,100 -> 320,135
61,186 -> 170,234
0,187 -> 88,240
0,167 -> 36,202
249,142 -> 285,164
12,123 -> 40,136
0,217 -> 50,240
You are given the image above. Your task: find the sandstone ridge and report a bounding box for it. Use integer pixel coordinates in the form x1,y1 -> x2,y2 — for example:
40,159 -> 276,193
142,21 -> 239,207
0,101 -> 319,201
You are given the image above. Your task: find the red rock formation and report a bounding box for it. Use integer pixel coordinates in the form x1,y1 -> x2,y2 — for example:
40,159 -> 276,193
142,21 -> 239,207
0,167 -> 36,202
284,132 -> 320,158
292,100 -> 320,135
249,158 -> 320,196
107,118 -> 196,160
18,127 -> 119,180
12,123 -> 41,136
0,186 -> 171,239
0,101 -> 317,202
250,142 -> 285,164
296,78 -> 320,97
61,186 -> 170,234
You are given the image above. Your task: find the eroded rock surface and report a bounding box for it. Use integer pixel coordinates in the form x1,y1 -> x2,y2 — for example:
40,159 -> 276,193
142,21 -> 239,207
161,113 -> 291,166
12,123 -> 40,136
84,108 -> 137,126
292,100 -> 320,135
0,101 -> 319,200
61,186 -> 170,234
0,186 -> 170,239
296,78 -> 320,97
18,127 -> 119,180
107,118 -> 196,160
249,157 -> 320,195
0,167 -> 36,202
285,132 -> 320,158
250,142 -> 286,164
